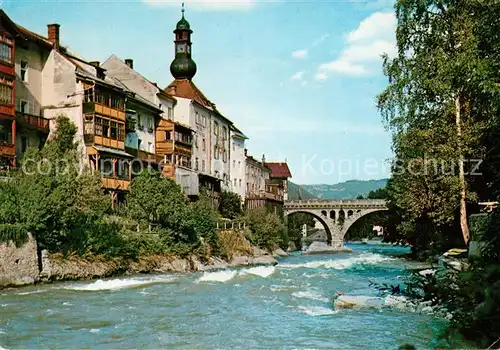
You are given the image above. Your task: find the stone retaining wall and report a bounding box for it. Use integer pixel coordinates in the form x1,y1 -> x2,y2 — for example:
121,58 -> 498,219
0,234 -> 39,287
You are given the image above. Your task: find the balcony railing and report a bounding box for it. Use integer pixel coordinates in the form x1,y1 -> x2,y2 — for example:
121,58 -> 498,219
246,190 -> 284,202
0,142 -> 16,157
16,113 -> 50,133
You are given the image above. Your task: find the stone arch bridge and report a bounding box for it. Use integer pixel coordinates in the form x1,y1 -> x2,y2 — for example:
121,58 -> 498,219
284,199 -> 388,248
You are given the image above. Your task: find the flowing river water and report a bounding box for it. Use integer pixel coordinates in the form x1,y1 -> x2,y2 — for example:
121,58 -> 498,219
1,244 -> 466,349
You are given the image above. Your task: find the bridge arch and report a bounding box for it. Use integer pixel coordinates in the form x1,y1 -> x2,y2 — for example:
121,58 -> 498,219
284,199 -> 389,247
342,208 -> 388,239
286,210 -> 334,244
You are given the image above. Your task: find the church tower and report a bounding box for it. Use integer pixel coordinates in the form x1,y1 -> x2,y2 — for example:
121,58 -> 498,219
170,4 -> 197,80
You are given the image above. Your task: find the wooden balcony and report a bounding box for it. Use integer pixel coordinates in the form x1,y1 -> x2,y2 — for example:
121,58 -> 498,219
84,134 -> 124,150
0,143 -> 15,158
102,177 -> 130,191
16,113 -> 50,133
125,147 -> 156,162
83,102 -> 125,121
0,104 -> 14,117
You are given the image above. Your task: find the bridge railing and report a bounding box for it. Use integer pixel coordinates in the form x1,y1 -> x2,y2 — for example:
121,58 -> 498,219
284,199 -> 387,206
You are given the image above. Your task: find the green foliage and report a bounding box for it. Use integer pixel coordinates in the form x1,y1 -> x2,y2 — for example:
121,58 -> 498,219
287,212 -> 315,248
367,187 -> 388,199
0,115 -> 124,257
126,170 -> 196,244
287,181 -> 317,200
378,0 -> 500,251
189,192 -> 222,255
244,207 -> 285,250
219,190 -> 242,219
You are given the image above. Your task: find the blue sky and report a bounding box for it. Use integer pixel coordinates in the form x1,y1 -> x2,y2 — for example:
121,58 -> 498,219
5,0 -> 396,185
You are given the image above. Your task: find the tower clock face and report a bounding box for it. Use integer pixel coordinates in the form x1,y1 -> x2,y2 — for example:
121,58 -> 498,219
176,44 -> 186,53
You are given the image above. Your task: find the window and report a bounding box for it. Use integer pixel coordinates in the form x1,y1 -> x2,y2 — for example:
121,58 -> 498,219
167,107 -> 173,120
110,121 -> 117,139
165,131 -> 171,140
116,160 -> 130,179
202,159 -> 205,172
0,79 -> 12,105
137,114 -> 144,130
195,158 -> 199,171
138,138 -> 142,150
222,127 -> 228,140
20,60 -> 28,82
95,117 -> 103,136
214,122 -> 219,136
239,179 -> 242,187
202,138 -> 206,151
195,135 -> 198,148
223,150 -> 228,163
233,160 -> 235,168
20,100 -> 29,114
102,119 -> 110,137
117,123 -> 125,141
234,178 -> 236,187
0,42 -> 12,63
147,116 -> 154,132
214,145 -> 219,159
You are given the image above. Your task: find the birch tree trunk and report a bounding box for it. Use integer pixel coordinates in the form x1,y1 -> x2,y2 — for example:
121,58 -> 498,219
456,95 -> 470,245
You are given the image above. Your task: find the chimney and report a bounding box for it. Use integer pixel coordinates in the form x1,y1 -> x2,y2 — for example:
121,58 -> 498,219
47,23 -> 60,50
244,148 -> 248,157
262,154 -> 266,163
89,61 -> 100,67
125,58 -> 133,69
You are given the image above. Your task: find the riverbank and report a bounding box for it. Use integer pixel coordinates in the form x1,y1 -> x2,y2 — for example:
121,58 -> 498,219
37,248 -> 280,284
0,231 -> 286,289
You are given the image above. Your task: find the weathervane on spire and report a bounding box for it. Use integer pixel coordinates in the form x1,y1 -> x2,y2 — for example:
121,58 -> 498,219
181,2 -> 185,16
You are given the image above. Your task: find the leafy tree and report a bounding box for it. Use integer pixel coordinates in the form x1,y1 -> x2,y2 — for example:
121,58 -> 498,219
367,187 -> 388,199
287,212 -> 315,248
219,190 -> 243,219
378,0 -> 500,247
0,115 -> 128,256
245,207 -> 285,250
189,191 -> 220,253
126,170 -> 196,244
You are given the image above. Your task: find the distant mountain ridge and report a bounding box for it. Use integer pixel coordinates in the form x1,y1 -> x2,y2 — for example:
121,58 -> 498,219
299,179 -> 388,199
287,182 -> 317,200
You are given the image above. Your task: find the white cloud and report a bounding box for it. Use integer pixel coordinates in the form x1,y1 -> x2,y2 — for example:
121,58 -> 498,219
317,11 -> 396,78
347,12 -> 396,43
291,49 -> 308,59
143,0 -> 254,11
291,71 -> 304,81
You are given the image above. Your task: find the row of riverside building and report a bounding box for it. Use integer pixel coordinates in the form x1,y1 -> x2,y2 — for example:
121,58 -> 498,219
0,9 -> 292,211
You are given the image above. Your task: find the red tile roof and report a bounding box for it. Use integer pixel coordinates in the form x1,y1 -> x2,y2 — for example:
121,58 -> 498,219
165,79 -> 213,109
265,162 -> 292,179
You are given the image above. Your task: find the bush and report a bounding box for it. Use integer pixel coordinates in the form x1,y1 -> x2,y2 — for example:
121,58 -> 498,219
244,207 -> 285,250
0,115 -> 118,256
219,190 -> 242,219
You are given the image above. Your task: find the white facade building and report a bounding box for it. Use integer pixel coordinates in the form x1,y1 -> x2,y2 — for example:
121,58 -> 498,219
230,126 -> 247,200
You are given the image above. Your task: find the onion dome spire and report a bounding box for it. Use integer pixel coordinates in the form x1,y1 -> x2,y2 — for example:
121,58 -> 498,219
170,3 -> 197,80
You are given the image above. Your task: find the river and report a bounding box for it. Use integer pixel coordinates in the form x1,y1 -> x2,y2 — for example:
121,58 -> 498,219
1,244 -> 464,349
